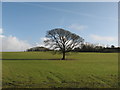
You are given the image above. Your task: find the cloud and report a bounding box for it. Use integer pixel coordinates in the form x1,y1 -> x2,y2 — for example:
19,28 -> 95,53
90,34 -> 117,42
0,28 -> 4,38
0,35 -> 32,51
40,37 -> 49,41
68,24 -> 87,31
34,37 -> 51,48
36,37 -> 49,46
0,28 -> 3,34
32,37 -> 48,48
0,28 -> 32,51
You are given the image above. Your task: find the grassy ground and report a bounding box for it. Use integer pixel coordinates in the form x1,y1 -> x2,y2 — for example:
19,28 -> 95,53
2,52 -> 118,88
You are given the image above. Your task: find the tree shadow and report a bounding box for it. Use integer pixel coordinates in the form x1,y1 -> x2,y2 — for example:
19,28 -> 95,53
1,58 -> 77,60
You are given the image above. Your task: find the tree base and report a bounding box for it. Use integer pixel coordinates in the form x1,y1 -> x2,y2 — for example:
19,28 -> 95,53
61,58 -> 65,60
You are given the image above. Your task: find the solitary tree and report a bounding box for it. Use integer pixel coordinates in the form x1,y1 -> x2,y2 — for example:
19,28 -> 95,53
44,28 -> 84,60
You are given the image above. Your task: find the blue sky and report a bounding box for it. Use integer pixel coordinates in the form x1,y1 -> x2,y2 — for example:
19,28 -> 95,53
1,2 -> 118,51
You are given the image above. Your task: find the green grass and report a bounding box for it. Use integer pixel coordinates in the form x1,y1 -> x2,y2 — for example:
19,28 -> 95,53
2,52 -> 118,88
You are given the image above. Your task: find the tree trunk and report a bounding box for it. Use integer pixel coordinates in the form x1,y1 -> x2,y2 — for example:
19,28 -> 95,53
62,51 -> 65,60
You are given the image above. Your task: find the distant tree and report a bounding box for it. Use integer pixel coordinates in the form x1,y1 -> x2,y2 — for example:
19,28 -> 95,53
111,45 -> 115,48
44,28 -> 84,60
80,43 -> 95,52
73,43 -> 104,52
26,46 -> 50,51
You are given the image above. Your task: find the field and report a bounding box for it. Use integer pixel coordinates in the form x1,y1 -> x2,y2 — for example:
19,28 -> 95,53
2,52 -> 118,88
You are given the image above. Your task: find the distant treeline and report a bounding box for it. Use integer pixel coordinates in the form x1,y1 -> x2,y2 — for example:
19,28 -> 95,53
26,44 -> 120,53
73,44 -> 120,53
26,47 -> 51,52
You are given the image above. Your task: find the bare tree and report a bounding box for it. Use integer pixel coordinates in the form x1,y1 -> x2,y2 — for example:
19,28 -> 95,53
44,28 -> 84,60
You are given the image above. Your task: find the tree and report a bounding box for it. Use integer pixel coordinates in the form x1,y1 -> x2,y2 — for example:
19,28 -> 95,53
111,45 -> 115,49
26,46 -> 50,52
44,28 -> 84,60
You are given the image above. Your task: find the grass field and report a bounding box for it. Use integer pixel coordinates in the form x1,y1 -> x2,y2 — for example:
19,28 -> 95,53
2,52 -> 118,88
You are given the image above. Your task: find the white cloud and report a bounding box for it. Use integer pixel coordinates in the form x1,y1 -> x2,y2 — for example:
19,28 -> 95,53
0,35 -> 32,51
68,24 -> 87,31
37,37 -> 49,46
90,34 -> 117,42
0,28 -> 32,51
32,37 -> 48,48
0,28 -> 3,34
40,37 -> 49,41
34,37 -> 51,48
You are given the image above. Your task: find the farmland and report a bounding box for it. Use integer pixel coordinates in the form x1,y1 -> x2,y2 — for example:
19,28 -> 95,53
2,52 -> 118,88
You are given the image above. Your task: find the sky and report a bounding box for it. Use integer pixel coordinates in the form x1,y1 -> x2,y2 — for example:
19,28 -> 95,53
1,2 -> 118,51
2,0 -> 120,2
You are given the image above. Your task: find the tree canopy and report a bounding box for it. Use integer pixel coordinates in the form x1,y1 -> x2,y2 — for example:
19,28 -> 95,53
44,28 -> 84,60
